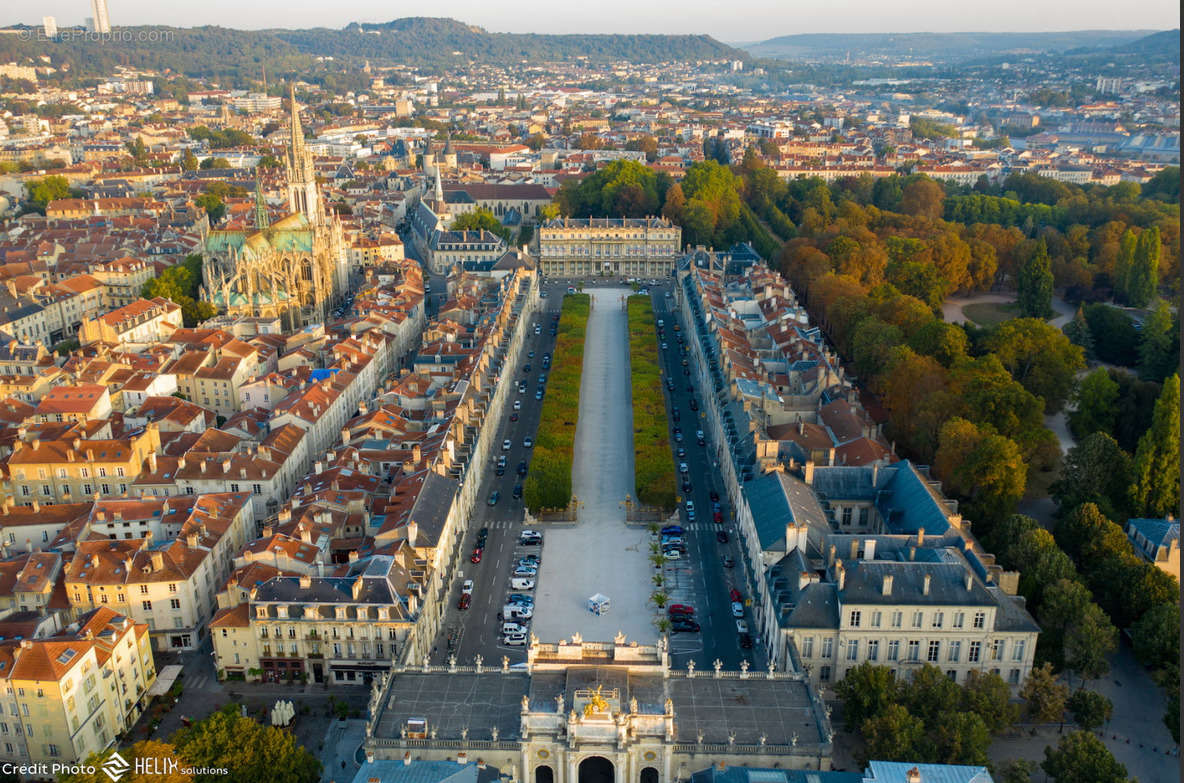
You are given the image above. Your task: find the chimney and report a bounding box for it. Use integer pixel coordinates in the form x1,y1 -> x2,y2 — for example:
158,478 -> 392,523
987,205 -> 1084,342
299,574 -> 312,589
150,551 -> 164,571
803,460 -> 815,485
849,539 -> 859,561
90,553 -> 100,568
148,452 -> 157,472
403,752 -> 412,767
222,458 -> 231,473
906,768 -> 921,783
798,571 -> 811,590
827,544 -> 836,567
871,462 -> 879,485
917,527 -> 925,546
863,538 -> 876,561
31,501 -> 39,513
908,546 -> 916,561
835,559 -> 845,590
922,573 -> 931,596
881,574 -> 893,596
965,573 -> 973,591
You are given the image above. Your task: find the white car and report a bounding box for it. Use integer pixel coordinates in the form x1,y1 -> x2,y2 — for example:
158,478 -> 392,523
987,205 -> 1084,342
735,620 -> 749,634
731,601 -> 744,618
679,462 -> 689,474
510,577 -> 536,590
502,439 -> 512,451
502,621 -> 528,636
504,632 -> 527,646
663,549 -> 682,560
513,400 -> 522,411
513,565 -> 538,577
462,580 -> 474,595
523,437 -> 533,448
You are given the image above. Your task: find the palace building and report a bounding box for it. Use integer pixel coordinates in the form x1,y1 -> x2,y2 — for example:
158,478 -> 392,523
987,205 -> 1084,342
201,86 -> 348,329
536,218 -> 680,278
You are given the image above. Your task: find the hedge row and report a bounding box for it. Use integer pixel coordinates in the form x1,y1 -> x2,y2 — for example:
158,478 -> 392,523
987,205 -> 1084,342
524,294 -> 590,512
627,295 -> 677,510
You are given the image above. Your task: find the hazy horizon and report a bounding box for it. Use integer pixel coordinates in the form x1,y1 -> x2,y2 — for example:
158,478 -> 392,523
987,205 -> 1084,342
12,0 -> 1180,42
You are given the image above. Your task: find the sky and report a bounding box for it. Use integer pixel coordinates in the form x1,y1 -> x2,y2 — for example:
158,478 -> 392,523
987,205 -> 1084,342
18,0 -> 1181,42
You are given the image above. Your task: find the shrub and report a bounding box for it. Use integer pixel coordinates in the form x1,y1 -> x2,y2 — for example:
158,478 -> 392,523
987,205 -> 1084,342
627,296 -> 676,509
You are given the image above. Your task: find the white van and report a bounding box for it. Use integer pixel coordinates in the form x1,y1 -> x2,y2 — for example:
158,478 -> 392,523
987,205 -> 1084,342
502,621 -> 528,635
504,604 -> 533,620
510,577 -> 536,590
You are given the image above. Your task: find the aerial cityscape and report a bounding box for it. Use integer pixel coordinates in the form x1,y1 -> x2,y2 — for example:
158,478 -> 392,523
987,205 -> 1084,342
0,4 -> 1177,783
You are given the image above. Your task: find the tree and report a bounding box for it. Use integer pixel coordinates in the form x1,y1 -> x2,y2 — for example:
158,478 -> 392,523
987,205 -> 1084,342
1067,369 -> 1119,440
199,156 -> 231,170
1021,663 -> 1069,723
180,148 -> 200,171
194,193 -> 226,222
1005,528 -> 1077,610
930,710 -> 991,765
1016,240 -> 1054,319
1051,432 -> 1131,520
450,208 -> 512,242
985,318 -> 1084,413
1130,602 -> 1180,674
860,704 -> 925,765
1062,598 -> 1118,684
1062,306 -> 1094,359
172,704 -> 321,783
1137,299 -> 1176,382
1129,373 -> 1180,517
898,176 -> 945,220
900,665 -> 962,727
960,670 -> 1019,733
24,174 -> 72,213
934,417 -> 1026,524
1067,689 -> 1113,731
835,663 -> 899,729
997,759 -> 1035,783
1041,730 -> 1130,783
61,742 -> 191,783
257,153 -> 282,169
1083,304 -> 1139,366
1124,226 -> 1160,307
625,134 -> 659,162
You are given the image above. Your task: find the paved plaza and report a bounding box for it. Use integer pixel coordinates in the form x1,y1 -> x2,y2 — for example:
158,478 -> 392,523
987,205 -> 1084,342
531,287 -> 658,645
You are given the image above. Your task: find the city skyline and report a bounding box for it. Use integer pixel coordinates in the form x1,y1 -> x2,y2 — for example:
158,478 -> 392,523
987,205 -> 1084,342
12,0 -> 1180,41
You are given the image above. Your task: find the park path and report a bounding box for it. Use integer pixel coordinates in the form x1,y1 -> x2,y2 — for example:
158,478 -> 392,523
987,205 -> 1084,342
941,291 -> 1075,328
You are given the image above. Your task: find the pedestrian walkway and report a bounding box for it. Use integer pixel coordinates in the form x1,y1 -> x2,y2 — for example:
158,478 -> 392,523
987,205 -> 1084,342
319,719 -> 367,783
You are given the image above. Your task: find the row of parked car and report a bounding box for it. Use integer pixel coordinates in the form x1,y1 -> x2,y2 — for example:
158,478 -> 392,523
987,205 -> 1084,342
501,530 -> 544,645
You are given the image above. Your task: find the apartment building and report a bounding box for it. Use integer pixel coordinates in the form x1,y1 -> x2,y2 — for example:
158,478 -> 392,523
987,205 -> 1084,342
89,257 -> 155,309
536,217 -> 681,277
5,425 -> 161,507
78,297 -> 182,347
0,607 -> 155,767
64,493 -> 253,651
210,551 -> 421,684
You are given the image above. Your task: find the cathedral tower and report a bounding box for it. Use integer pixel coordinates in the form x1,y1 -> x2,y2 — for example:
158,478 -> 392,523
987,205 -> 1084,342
286,84 -> 322,226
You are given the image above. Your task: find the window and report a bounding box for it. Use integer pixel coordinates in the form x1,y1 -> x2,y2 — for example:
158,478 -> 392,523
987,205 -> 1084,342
801,637 -> 814,658
927,641 -> 940,662
849,610 -> 861,628
140,585 -> 149,594
185,487 -> 195,495
821,638 -> 833,659
968,641 -> 981,663
953,612 -> 964,629
819,666 -> 831,683
230,483 -> 240,492
252,484 -> 262,493
101,484 -> 111,495
907,640 -> 920,661
1008,669 -> 1021,685
948,641 -> 961,662
116,467 -> 125,477
841,507 -> 852,526
973,612 -> 985,629
859,507 -> 869,526
846,640 -> 859,661
288,627 -> 296,639
98,468 -> 107,478
993,640 -> 1004,661
947,670 -> 958,681
871,611 -> 882,628
83,484 -> 92,495
932,611 -> 944,629
867,640 -> 879,662
47,743 -> 59,757
891,611 -> 903,628
169,599 -> 180,610
887,640 -> 899,661
173,617 -> 183,629
911,611 -> 923,629
168,584 -> 177,593
1012,640 -> 1026,661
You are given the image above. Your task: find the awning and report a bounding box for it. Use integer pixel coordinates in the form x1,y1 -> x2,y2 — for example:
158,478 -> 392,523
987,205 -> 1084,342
146,664 -> 183,697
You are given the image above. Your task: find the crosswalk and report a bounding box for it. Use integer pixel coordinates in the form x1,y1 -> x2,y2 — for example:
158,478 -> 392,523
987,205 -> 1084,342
185,673 -> 214,691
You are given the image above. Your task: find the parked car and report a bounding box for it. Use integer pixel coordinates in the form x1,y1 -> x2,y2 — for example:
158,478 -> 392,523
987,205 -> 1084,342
510,577 -> 536,590
671,618 -> 700,633
679,462 -> 689,474
739,633 -> 754,649
507,593 -> 534,606
667,604 -> 695,617
731,601 -> 745,618
513,566 -> 538,578
672,408 -> 680,422
502,622 -> 529,636
663,549 -> 682,560
661,525 -> 683,535
709,490 -> 719,502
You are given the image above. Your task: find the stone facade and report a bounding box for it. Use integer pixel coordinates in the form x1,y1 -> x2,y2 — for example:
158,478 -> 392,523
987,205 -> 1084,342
537,218 -> 680,278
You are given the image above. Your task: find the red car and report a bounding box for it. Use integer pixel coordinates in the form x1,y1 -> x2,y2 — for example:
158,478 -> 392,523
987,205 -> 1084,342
713,511 -> 723,523
470,548 -> 483,564
457,593 -> 471,610
667,604 -> 695,617
729,588 -> 742,603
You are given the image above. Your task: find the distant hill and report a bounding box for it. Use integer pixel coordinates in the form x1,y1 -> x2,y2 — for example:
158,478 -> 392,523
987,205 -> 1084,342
1113,29 -> 1180,56
743,30 -> 1157,62
277,17 -> 742,64
0,17 -> 742,85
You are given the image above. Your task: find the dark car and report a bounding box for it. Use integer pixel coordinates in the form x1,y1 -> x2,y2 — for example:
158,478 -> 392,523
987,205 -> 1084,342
739,633 -> 754,649
495,463 -> 506,476
478,527 -> 489,539
722,555 -> 736,568
517,461 -> 528,476
512,483 -> 523,499
672,408 -> 680,422
522,364 -> 531,373
671,618 -> 700,633
710,490 -> 719,502
510,412 -> 519,422
716,530 -> 729,544
689,398 -> 698,411
683,367 -> 690,376
487,491 -> 500,506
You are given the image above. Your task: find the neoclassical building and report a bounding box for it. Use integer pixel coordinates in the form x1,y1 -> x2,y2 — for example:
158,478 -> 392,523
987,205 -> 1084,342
202,86 -> 348,329
536,218 -> 680,278
364,636 -> 833,783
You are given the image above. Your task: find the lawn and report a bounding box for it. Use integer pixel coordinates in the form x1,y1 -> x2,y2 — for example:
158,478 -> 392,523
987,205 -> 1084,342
523,293 -> 589,512
626,295 -> 676,510
962,300 -> 1022,327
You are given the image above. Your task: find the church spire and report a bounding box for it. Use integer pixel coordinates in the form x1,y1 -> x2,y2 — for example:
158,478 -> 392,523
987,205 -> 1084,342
285,83 -> 321,225
434,166 -> 444,205
288,84 -> 304,160
254,171 -> 269,230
